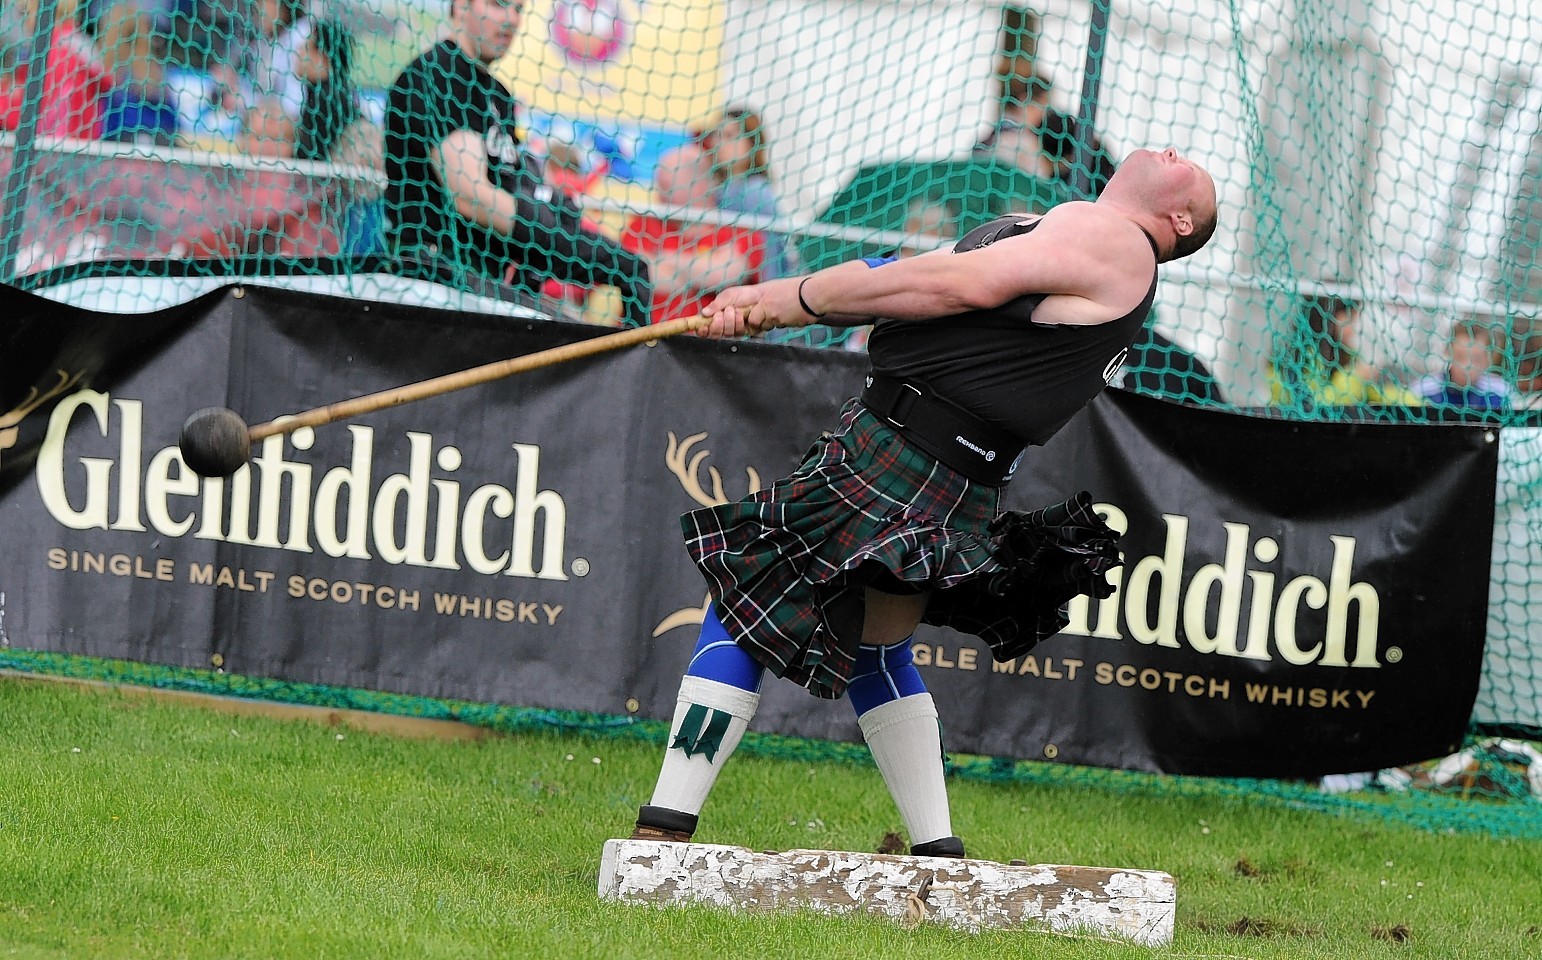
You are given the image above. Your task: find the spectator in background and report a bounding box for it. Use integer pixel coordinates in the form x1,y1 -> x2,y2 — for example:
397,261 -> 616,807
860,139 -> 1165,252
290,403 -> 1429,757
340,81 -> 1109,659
1513,315 -> 1542,412
210,0 -> 308,122
286,18 -> 388,258
622,143 -> 764,324
789,196 -> 963,353
236,94 -> 293,157
331,115 -> 387,257
1412,320 -> 1513,415
701,106 -> 798,278
896,195 -> 961,258
973,69 -> 1055,179
384,0 -> 652,325
823,197 -> 955,354
1270,294 -> 1421,410
293,18 -> 357,162
92,0 -> 177,143
975,64 -> 1118,197
0,0 -> 110,140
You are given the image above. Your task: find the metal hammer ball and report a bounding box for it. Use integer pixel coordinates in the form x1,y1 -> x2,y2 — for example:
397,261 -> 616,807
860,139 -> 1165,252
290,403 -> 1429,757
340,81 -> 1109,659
179,407 -> 251,477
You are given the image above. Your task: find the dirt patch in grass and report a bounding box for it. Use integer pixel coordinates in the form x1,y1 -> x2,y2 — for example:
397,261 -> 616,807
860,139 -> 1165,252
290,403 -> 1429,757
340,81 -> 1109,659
1370,924 -> 1412,943
1192,915 -> 1324,939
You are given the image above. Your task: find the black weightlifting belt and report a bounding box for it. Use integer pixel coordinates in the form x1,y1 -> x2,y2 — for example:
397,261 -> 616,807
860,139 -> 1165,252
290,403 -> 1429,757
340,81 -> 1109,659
859,373 -> 1026,486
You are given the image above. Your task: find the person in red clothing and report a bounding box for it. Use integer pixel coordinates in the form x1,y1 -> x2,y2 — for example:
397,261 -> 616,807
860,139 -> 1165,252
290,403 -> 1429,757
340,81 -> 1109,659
0,0 -> 109,141
622,142 -> 765,324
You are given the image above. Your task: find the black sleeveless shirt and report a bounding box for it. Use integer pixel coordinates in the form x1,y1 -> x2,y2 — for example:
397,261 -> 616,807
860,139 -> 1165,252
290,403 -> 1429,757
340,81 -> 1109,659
865,215 -> 1159,446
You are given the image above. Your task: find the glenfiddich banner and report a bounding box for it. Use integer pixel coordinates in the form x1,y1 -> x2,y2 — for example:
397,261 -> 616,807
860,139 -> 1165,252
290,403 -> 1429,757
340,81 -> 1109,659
0,284 -> 1498,778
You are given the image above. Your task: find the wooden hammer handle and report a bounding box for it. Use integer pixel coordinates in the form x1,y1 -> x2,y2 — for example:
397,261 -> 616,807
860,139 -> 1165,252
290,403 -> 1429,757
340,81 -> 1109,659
247,315 -> 707,442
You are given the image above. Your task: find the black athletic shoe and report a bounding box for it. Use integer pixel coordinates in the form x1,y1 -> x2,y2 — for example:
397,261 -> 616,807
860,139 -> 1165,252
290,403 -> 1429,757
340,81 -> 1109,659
910,835 -> 966,858
629,804 -> 699,843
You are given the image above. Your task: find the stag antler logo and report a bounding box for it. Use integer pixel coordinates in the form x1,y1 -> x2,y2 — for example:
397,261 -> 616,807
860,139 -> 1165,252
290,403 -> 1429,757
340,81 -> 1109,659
664,431 -> 762,508
653,431 -> 764,636
0,369 -> 84,473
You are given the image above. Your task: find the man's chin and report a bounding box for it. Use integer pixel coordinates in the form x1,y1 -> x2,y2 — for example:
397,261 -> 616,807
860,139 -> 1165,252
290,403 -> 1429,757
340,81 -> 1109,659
476,39 -> 514,61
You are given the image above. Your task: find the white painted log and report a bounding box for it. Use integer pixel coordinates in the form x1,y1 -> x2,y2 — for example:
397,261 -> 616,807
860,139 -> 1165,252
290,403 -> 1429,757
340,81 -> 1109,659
597,839 -> 1175,946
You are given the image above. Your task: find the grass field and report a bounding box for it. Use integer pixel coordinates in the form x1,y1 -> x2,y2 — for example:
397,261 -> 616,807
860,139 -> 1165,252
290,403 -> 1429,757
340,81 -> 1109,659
1,675 -> 1537,960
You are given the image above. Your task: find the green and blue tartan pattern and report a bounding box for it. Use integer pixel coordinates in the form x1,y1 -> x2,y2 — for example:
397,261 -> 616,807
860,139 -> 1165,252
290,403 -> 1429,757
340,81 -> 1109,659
683,400 -> 1119,699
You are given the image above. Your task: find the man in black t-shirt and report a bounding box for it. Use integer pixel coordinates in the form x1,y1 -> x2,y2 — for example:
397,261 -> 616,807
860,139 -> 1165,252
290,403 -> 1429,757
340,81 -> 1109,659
384,0 -> 651,326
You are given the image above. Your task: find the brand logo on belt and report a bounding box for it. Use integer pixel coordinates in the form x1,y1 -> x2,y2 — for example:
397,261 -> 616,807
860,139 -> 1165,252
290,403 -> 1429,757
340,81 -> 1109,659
954,435 -> 995,461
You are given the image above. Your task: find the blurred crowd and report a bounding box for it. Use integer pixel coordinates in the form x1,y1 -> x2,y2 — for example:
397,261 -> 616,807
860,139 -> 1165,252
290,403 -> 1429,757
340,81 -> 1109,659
0,0 -> 378,157
1268,294 -> 1536,417
0,0 -> 384,262
0,1 -> 1537,417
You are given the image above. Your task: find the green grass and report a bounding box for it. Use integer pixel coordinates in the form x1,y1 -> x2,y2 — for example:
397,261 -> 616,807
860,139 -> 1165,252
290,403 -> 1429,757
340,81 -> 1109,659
0,677 -> 1537,959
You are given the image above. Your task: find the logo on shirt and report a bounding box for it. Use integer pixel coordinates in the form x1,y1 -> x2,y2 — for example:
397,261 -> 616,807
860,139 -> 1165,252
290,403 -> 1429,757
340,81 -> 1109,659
484,109 -> 521,165
1101,347 -> 1130,386
1005,450 -> 1024,479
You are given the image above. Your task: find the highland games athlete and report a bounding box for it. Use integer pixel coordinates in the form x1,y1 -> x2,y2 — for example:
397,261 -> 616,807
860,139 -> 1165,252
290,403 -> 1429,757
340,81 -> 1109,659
631,148 -> 1220,858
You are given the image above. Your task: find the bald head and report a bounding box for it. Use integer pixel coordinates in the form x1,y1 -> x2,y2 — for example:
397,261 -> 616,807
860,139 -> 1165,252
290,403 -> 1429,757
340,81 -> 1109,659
1104,147 -> 1219,262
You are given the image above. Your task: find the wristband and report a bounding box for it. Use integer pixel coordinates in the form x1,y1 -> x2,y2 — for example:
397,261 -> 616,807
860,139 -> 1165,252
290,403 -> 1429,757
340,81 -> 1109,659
797,277 -> 827,318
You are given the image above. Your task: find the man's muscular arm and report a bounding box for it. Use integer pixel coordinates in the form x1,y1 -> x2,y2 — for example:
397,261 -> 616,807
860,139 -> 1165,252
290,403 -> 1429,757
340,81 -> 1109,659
702,202 -> 1154,338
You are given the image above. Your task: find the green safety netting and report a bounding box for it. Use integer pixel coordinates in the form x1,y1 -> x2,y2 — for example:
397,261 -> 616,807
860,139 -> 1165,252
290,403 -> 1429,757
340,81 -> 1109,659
2,0 -> 1539,832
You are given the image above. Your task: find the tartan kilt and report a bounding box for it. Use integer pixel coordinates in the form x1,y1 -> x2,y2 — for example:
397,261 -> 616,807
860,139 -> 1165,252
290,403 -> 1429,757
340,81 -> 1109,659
681,399 -> 1121,699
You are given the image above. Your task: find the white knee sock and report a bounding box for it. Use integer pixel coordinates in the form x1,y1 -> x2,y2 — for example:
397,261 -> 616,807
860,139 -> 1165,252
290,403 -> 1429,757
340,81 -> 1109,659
648,676 -> 760,816
858,692 -> 953,845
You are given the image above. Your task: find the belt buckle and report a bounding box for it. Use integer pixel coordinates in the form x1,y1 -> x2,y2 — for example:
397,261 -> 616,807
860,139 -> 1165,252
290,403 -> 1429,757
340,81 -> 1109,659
886,383 -> 923,428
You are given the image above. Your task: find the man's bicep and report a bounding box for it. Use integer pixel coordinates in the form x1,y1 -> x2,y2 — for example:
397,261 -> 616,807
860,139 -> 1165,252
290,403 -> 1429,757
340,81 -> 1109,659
965,225 -> 1120,303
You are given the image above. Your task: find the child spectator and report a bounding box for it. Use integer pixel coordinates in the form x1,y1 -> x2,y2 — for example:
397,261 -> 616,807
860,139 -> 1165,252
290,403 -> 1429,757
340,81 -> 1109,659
93,0 -> 177,143
1514,315 -> 1542,411
701,106 -> 797,278
1412,320 -> 1513,415
896,195 -> 961,258
622,143 -> 764,324
330,114 -> 386,258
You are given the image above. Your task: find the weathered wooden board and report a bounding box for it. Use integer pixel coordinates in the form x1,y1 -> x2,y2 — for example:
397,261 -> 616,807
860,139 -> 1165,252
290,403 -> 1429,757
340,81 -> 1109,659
597,839 -> 1175,945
